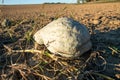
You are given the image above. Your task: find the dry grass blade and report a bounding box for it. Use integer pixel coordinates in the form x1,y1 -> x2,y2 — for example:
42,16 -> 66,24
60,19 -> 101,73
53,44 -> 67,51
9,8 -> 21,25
91,72 -> 115,80
115,74 -> 120,79
108,47 -> 118,54
33,70 -> 52,80
3,44 -> 12,53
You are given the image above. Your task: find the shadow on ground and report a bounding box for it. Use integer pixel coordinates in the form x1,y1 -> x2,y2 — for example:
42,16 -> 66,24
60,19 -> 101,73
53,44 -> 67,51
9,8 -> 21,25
90,28 -> 120,79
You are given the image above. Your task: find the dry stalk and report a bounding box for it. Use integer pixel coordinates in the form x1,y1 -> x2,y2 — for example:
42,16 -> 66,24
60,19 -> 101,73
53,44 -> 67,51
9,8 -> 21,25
3,44 -> 58,61
18,69 -> 27,80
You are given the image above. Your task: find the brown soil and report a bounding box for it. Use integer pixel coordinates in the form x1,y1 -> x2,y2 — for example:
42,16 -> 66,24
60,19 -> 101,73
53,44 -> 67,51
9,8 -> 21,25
0,2 -> 120,80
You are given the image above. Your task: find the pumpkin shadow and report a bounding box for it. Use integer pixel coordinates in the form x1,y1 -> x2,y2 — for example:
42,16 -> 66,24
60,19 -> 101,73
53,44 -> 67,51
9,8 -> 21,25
79,28 -> 120,79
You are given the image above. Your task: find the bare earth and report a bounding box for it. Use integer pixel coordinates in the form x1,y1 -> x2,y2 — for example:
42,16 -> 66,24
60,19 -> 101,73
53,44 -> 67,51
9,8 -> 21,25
0,2 -> 120,80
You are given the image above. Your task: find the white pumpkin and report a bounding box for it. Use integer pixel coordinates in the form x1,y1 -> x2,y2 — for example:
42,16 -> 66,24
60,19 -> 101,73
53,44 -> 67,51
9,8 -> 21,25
34,17 -> 92,58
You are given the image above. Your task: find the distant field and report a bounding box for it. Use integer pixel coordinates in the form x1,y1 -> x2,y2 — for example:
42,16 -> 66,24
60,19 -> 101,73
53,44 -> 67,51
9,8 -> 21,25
0,3 -> 120,18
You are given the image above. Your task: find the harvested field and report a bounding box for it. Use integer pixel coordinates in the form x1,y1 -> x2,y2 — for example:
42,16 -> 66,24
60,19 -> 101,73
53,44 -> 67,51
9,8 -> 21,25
0,2 -> 120,80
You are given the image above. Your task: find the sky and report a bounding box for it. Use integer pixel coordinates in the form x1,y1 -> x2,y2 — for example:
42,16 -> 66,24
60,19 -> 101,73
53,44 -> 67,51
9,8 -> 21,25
0,0 -> 76,5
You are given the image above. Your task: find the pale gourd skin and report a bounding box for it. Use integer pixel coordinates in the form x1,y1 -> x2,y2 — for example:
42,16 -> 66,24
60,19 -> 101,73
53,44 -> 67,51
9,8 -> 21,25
34,17 -> 92,58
